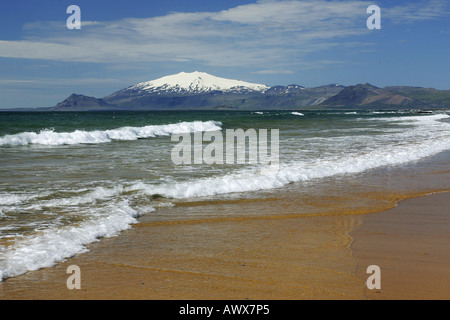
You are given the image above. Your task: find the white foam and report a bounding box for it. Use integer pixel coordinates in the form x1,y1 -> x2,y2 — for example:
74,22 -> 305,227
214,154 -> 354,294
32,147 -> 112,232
1,114 -> 448,281
371,111 -> 398,114
0,200 -> 150,281
128,114 -> 450,199
0,120 -> 222,146
38,186 -> 125,208
0,187 -> 124,214
291,112 -> 304,116
0,193 -> 38,206
133,135 -> 449,199
366,113 -> 446,122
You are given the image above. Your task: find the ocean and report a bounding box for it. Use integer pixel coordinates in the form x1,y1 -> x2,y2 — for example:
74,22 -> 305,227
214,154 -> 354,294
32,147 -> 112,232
0,110 -> 449,281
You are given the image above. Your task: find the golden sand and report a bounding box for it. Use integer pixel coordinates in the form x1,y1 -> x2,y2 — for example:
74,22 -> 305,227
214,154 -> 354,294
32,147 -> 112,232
0,169 -> 449,300
351,191 -> 450,300
0,199 -> 365,299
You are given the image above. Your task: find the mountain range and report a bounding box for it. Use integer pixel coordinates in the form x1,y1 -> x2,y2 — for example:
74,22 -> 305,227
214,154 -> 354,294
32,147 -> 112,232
44,71 -> 450,111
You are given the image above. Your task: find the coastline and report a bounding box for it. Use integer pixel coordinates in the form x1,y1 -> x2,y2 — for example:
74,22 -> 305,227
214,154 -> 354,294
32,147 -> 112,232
0,151 -> 449,300
0,190 -> 448,300
0,198 -> 365,300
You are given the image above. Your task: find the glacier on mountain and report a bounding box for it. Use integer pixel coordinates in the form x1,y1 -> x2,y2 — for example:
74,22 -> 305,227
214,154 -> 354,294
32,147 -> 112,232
127,71 -> 270,94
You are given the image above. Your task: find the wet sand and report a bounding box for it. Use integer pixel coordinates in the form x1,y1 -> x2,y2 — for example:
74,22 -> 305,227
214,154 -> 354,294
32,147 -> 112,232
0,190 -> 448,300
351,191 -> 450,300
0,161 -> 449,300
0,199 -> 365,300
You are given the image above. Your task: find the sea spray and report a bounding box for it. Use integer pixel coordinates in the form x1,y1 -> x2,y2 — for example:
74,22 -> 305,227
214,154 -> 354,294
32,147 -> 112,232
0,120 -> 222,146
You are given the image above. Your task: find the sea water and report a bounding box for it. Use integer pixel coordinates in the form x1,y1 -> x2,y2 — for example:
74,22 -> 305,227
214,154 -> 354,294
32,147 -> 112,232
0,110 -> 449,280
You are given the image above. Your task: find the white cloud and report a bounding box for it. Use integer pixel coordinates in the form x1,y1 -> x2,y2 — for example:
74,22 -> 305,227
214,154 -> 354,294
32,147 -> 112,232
384,0 -> 449,23
252,70 -> 295,74
0,77 -> 122,88
0,0 -> 447,69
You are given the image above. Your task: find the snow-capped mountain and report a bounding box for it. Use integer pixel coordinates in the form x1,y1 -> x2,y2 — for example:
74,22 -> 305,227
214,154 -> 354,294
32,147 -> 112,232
98,71 -> 347,110
49,71 -> 447,111
120,71 -> 269,95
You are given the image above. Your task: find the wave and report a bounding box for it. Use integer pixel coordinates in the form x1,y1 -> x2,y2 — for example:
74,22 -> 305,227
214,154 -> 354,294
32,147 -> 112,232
1,113 -> 449,281
0,200 -> 148,281
128,114 -> 450,199
0,193 -> 46,206
0,120 -> 222,146
1,186 -> 126,212
132,136 -> 450,199
291,112 -> 304,116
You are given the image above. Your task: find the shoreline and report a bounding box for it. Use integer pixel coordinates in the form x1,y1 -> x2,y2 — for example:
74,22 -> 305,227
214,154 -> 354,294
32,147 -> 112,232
0,199 -> 365,299
0,189 -> 448,300
1,148 -> 449,300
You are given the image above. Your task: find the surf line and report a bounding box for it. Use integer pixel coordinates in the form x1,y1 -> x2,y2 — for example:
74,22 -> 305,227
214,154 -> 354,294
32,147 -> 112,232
171,128 -> 279,167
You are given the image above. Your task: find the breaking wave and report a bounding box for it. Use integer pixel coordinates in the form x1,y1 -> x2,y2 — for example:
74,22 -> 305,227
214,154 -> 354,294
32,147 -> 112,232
1,113 -> 449,281
0,120 -> 222,146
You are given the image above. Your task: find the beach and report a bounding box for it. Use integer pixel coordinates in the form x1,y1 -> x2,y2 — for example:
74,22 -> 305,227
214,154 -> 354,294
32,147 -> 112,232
0,202 -> 364,300
0,111 -> 449,300
1,0 -> 450,304
1,180 -> 448,300
352,191 -> 450,300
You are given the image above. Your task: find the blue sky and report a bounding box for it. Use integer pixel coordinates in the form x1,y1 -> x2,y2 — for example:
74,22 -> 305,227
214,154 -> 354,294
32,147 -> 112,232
0,0 -> 449,109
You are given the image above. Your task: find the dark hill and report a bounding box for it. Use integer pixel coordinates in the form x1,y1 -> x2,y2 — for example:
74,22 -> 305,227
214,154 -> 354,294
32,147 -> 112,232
320,83 -> 421,109
52,94 -> 120,111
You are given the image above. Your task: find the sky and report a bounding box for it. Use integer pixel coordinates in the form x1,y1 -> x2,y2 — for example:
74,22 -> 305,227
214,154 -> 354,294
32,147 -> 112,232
0,0 -> 449,109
